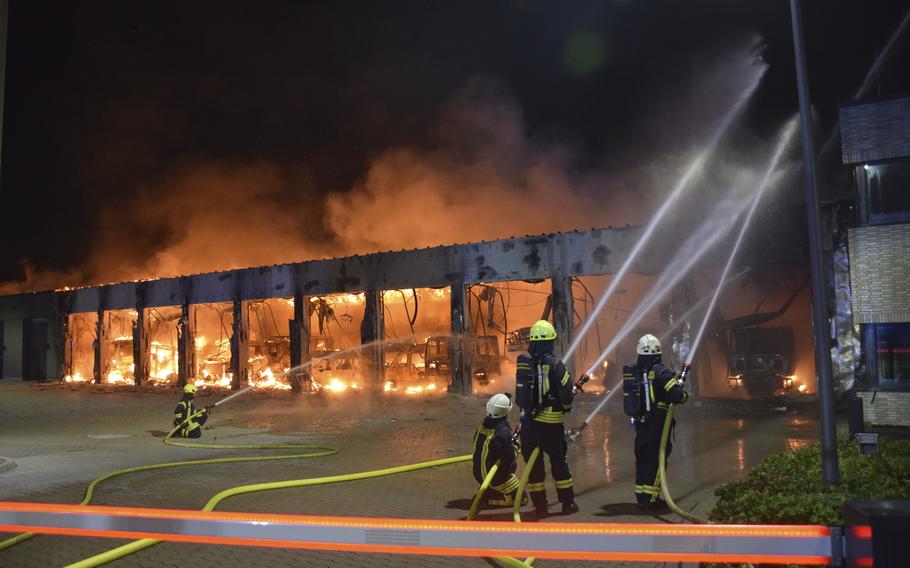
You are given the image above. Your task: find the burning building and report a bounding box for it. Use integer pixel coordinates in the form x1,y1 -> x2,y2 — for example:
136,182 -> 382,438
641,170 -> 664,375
0,225 -> 815,398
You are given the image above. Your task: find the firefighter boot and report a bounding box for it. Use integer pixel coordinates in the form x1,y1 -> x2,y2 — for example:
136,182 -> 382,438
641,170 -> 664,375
561,501 -> 580,514
534,502 -> 549,519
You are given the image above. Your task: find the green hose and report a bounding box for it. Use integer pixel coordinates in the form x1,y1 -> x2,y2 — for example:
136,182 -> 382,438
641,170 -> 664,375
0,410 -> 336,552
64,454 -> 472,568
55,410 -> 475,567
657,404 -> 706,524
467,461 -> 499,521
512,447 -> 538,523
467,453 -> 534,568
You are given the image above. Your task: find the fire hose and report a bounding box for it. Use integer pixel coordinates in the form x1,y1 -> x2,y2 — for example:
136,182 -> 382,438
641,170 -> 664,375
467,446 -> 542,568
0,406 -> 474,567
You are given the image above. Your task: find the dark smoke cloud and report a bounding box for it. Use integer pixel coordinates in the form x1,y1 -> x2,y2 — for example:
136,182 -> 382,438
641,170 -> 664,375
1,40 -> 774,294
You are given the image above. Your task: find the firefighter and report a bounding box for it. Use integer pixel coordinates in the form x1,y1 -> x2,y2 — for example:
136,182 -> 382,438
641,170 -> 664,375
515,319 -> 579,518
472,393 -> 527,508
625,334 -> 688,509
173,384 -> 210,438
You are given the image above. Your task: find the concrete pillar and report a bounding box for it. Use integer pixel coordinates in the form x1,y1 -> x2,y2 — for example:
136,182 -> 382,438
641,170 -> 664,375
93,308 -> 109,384
360,290 -> 384,392
289,290 -> 311,393
448,282 -> 472,394
132,285 -> 150,386
230,299 -> 250,390
56,292 -> 72,381
177,301 -> 195,387
551,273 -> 576,379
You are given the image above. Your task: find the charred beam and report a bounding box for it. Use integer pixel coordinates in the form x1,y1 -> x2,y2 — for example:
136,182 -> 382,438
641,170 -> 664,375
93,307 -> 109,384
56,291 -> 72,381
289,289 -> 311,393
230,299 -> 250,390
360,290 -> 384,392
551,273 -> 575,379
132,284 -> 150,386
448,281 -> 472,394
177,300 -> 194,388
62,228 -> 681,314
551,235 -> 575,378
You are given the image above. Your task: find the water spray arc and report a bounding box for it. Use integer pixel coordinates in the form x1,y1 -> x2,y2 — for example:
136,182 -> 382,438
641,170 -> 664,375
685,117 -> 798,367
569,117 -> 799,440
818,5 -> 910,159
564,64 -> 768,364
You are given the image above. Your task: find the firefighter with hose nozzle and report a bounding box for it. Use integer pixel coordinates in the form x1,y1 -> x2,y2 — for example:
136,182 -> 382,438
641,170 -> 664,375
515,319 -> 580,518
471,393 -> 527,508
173,384 -> 211,438
623,334 -> 689,509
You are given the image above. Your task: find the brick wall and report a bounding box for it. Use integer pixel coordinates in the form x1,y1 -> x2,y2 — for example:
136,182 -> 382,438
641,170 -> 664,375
849,224 -> 910,324
859,391 -> 910,427
840,96 -> 910,165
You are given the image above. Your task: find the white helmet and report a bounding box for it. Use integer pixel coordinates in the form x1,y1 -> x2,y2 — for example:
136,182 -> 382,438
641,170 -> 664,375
637,334 -> 662,356
486,393 -> 512,418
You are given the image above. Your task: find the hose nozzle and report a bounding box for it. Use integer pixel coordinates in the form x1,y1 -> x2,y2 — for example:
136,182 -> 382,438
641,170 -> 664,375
679,363 -> 692,384
566,422 -> 588,443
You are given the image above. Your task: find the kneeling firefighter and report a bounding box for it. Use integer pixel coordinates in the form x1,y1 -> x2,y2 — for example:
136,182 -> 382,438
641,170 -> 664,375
173,384 -> 210,438
472,393 -> 528,507
623,334 -> 688,509
515,320 -> 579,518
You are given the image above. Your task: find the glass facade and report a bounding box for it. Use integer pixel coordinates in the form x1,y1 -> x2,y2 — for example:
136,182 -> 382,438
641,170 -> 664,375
864,160 -> 910,224
873,323 -> 910,387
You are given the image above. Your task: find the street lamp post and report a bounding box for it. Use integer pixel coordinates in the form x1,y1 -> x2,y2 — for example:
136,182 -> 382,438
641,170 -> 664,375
789,0 -> 840,484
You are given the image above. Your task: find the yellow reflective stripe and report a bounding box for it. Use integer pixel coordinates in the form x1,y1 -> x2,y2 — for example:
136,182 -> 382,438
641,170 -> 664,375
492,475 -> 521,494
635,484 -> 660,495
555,478 -> 574,489
527,481 -> 546,492
560,370 -> 570,386
517,363 -> 531,369
534,408 -> 565,424
479,428 -> 494,477
649,383 -> 655,402
664,378 -> 678,391
656,402 -> 669,408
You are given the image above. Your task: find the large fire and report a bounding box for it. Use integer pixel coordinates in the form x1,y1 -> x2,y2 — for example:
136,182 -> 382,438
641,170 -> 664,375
61,287 -> 487,397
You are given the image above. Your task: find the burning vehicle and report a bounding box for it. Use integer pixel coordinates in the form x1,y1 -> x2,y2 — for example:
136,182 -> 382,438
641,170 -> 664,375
424,335 -> 501,386
727,326 -> 797,397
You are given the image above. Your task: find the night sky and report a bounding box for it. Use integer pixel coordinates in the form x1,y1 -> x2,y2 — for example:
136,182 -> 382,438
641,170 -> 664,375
2,0 -> 909,287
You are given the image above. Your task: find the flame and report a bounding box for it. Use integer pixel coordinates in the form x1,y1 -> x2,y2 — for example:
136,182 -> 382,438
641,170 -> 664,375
798,384 -> 807,393
251,367 -> 291,390
64,372 -> 88,383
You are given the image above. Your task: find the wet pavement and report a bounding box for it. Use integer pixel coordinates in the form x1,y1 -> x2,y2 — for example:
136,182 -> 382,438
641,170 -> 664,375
0,382 -> 827,567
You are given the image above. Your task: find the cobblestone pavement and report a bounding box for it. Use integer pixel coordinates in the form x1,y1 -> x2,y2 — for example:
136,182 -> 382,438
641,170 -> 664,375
0,382 -> 824,567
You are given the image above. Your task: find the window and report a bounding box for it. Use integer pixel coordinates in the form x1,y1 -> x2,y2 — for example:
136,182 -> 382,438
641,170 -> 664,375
874,323 -> 910,387
864,160 -> 910,224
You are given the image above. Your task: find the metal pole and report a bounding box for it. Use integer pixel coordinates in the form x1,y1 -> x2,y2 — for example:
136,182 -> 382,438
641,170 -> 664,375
789,0 -> 839,484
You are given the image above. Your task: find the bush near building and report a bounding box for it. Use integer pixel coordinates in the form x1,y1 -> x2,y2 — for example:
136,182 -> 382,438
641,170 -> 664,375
710,440 -> 910,526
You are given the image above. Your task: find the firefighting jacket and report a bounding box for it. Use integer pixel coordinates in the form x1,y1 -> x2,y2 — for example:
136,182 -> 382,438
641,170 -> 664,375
174,398 -> 205,431
643,363 -> 688,412
472,416 -> 520,493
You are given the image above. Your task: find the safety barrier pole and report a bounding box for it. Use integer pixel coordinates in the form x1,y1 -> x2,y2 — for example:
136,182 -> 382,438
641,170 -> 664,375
0,501 -> 837,565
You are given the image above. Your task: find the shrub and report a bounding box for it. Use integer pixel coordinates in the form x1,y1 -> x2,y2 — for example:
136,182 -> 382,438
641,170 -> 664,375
710,439 -> 910,526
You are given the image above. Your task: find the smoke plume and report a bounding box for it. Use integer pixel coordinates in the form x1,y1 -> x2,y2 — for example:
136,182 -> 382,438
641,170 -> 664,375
1,38 -> 773,294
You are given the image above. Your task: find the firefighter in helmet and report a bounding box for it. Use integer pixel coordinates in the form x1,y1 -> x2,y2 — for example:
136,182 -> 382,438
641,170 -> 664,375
173,384 -> 210,438
472,393 -> 528,507
624,334 -> 688,509
515,320 -> 579,518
